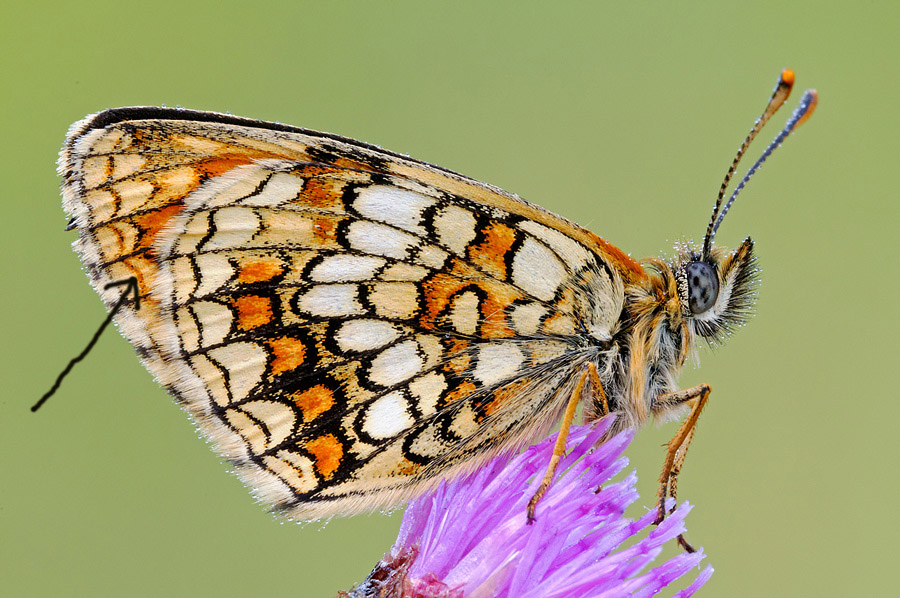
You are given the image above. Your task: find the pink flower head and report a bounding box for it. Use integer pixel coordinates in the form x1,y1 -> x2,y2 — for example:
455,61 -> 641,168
348,416 -> 712,597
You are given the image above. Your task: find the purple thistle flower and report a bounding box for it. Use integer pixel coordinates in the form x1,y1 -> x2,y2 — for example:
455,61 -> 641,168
346,416 -> 712,597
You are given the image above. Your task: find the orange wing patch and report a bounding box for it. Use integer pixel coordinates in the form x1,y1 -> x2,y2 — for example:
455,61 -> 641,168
299,177 -> 347,211
311,217 -> 338,243
133,204 -> 184,255
196,155 -> 259,179
292,384 -> 336,423
305,434 -> 344,479
467,221 -> 517,279
237,258 -> 284,284
442,380 -> 477,407
267,336 -> 307,376
482,378 -> 533,417
234,296 -> 273,330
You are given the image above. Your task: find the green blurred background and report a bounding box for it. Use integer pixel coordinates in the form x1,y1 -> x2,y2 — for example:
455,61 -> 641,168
2,2 -> 897,596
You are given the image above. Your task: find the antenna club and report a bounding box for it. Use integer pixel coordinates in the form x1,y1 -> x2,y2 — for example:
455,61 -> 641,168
797,89 -> 819,126
780,69 -> 795,87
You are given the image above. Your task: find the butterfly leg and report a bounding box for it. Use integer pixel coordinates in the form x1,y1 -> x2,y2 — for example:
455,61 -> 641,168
526,368 -> 585,523
527,363 -> 602,523
652,383 -> 711,553
587,361 -> 608,417
585,363 -> 609,496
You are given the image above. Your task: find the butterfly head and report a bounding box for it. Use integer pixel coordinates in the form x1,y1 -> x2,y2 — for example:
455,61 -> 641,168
678,71 -> 817,343
625,72 -> 816,377
672,238 -> 758,344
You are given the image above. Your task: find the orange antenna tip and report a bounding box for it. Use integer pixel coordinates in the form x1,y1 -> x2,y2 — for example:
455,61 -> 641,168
780,69 -> 795,87
797,89 -> 818,126
771,71 -> 793,109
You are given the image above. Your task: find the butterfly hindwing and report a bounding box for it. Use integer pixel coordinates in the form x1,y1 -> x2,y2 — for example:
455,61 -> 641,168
61,108 -> 630,517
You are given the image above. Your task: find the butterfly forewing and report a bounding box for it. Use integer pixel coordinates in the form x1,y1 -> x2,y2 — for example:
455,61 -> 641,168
61,108 -> 633,517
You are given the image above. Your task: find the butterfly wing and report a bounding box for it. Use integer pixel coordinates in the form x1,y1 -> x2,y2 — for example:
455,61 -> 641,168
61,108 -> 644,517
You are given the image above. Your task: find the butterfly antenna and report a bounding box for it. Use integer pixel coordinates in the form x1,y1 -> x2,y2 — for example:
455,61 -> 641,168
702,69 -> 796,259
708,87 -> 818,249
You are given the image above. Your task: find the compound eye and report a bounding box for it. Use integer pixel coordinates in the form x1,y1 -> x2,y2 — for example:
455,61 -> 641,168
686,262 -> 719,314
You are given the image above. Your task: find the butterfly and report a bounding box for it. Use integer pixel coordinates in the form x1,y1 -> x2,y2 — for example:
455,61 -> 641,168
60,70 -> 815,550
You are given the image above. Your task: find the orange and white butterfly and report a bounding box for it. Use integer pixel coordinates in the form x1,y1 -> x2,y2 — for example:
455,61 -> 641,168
60,71 -> 815,545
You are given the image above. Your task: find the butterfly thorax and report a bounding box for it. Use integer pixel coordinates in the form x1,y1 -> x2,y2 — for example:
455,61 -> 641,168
586,258 -> 689,431
594,241 -> 758,432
